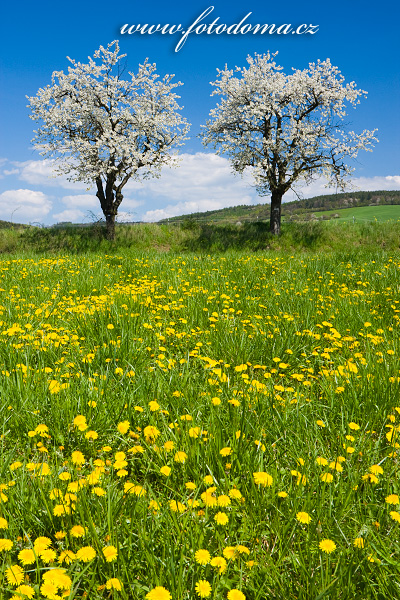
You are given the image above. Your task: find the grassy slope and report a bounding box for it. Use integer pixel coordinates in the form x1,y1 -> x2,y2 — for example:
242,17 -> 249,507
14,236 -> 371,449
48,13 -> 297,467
310,205 -> 400,222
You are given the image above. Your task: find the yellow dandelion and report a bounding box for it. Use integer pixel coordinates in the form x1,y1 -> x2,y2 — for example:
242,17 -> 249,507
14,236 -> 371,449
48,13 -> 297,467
117,420 -> 130,434
195,549 -> 211,565
76,546 -> 96,562
320,473 -> 334,483
354,537 -> 365,548
18,548 -> 36,565
386,494 -> 400,505
58,550 -> 76,564
210,556 -> 227,573
296,512 -> 311,524
214,512 -> 229,526
6,565 -> 24,586
14,585 -> 35,599
70,525 -> 85,538
106,578 -> 123,590
174,451 -> 188,463
253,472 -> 273,487
195,580 -> 212,598
319,539 -> 336,554
348,422 -> 360,430
227,590 -> 246,600
0,538 -> 13,551
71,451 -> 85,465
146,586 -> 172,600
102,545 -> 118,562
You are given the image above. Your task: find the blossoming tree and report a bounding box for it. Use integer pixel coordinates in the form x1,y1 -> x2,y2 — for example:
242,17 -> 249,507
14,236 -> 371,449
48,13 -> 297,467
202,53 -> 377,235
27,41 -> 190,240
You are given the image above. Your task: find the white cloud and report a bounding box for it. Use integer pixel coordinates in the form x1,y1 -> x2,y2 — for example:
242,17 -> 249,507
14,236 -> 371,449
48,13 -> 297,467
0,189 -> 52,222
138,153 -> 257,221
52,209 -> 87,223
16,159 -> 88,190
60,194 -> 98,208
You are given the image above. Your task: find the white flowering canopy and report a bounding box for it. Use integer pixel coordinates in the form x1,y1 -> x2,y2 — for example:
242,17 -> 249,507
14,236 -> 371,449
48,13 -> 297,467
202,52 -> 377,234
27,41 -> 190,237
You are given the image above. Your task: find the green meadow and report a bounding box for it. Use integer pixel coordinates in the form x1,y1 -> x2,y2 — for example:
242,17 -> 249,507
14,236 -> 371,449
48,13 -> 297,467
0,234 -> 400,599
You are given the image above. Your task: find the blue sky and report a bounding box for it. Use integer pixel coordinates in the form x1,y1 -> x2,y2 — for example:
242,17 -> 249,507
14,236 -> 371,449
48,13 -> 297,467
0,0 -> 399,224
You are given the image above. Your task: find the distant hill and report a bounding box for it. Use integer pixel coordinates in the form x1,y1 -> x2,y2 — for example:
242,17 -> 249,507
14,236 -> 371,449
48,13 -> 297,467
158,190 -> 400,224
0,219 -> 28,229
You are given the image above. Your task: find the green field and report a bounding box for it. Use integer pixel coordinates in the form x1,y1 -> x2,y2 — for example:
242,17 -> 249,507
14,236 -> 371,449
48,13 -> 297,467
0,247 -> 400,599
305,204 -> 400,223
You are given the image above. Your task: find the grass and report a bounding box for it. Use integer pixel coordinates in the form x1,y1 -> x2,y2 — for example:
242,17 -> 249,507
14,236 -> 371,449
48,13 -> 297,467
0,247 -> 400,599
1,218 -> 400,255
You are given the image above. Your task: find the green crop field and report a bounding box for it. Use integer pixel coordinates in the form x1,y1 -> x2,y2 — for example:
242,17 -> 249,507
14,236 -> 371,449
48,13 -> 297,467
0,247 -> 400,599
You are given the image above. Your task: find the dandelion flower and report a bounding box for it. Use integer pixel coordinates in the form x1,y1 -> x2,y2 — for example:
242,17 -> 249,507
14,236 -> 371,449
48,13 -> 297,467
146,586 -> 172,600
40,581 -> 58,598
70,525 -> 85,538
76,546 -> 96,562
39,548 -> 57,563
106,578 -> 123,590
223,546 -> 237,560
203,475 -> 214,485
229,488 -> 242,499
214,512 -> 229,526
195,580 -> 212,598
195,549 -> 211,565
210,556 -> 227,573
354,537 -> 365,548
348,422 -> 360,430
296,512 -> 311,524
0,538 -> 13,551
319,539 -> 336,554
14,585 -> 34,599
71,451 -> 85,465
143,426 -> 160,441
217,494 -> 231,507
6,565 -> 24,586
117,421 -> 130,434
160,466 -> 171,477
18,548 -> 36,565
386,494 -> 400,505
369,464 -> 383,476
227,590 -> 246,600
390,511 -> 400,523
102,545 -> 118,562
58,550 -> 76,564
220,447 -> 232,456
253,472 -> 273,487
0,517 -> 8,529
320,473 -> 333,483
34,537 -> 52,552
278,491 -> 288,498
174,451 -> 188,463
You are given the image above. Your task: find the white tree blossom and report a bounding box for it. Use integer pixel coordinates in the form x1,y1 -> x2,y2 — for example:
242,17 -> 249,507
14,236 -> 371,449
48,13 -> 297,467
27,41 -> 190,239
202,52 -> 378,234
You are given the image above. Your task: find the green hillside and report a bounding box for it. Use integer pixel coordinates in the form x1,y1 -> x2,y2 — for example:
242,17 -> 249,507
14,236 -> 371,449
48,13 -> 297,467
312,204 -> 400,223
158,190 -> 400,225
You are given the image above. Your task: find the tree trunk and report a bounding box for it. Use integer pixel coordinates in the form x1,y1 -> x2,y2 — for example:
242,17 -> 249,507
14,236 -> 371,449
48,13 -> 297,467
105,213 -> 116,241
96,177 -> 123,242
270,191 -> 283,235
